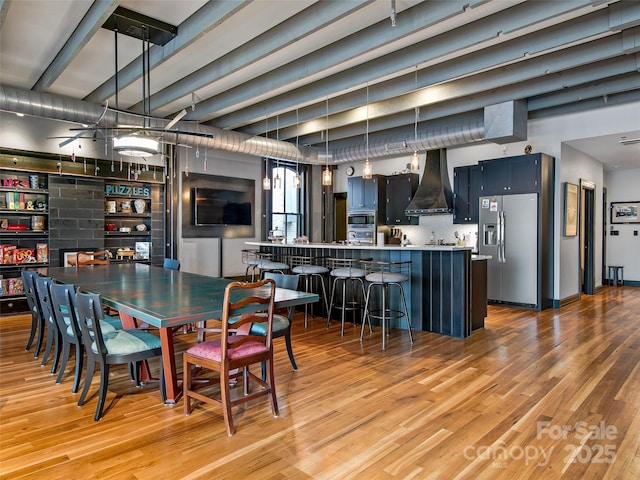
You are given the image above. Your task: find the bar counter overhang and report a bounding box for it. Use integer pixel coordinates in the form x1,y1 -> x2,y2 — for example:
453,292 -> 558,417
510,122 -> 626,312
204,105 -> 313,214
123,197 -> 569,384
247,242 -> 488,338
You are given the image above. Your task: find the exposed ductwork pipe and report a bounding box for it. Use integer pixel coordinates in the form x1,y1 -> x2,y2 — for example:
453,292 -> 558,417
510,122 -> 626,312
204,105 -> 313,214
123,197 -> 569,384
329,121 -> 485,164
1,85 -> 492,165
0,85 -> 316,163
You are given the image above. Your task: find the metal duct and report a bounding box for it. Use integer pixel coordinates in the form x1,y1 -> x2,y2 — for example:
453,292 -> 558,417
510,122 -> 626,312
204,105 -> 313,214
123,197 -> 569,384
331,120 -> 485,163
0,85 -> 315,163
1,85 -> 486,165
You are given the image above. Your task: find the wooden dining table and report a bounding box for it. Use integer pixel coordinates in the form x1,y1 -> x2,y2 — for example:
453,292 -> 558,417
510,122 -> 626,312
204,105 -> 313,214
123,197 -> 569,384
41,263 -> 319,404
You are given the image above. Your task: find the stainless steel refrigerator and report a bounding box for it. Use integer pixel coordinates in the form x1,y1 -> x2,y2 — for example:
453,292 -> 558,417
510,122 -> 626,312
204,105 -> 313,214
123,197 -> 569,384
479,193 -> 538,307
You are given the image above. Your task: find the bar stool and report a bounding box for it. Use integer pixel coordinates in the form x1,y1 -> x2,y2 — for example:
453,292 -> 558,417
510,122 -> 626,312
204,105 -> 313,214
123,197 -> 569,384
360,259 -> 413,350
290,255 -> 330,327
255,251 -> 289,278
608,265 -> 624,286
326,258 -> 370,336
241,249 -> 262,281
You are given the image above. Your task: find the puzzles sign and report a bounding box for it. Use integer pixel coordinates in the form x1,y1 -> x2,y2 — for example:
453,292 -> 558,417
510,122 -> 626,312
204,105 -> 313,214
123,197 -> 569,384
105,184 -> 150,197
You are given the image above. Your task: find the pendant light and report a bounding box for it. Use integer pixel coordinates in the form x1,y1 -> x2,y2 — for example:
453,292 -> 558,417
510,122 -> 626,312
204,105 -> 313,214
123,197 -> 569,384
410,106 -> 420,171
363,84 -> 372,179
262,115 -> 271,190
294,107 -> 302,188
112,27 -> 159,158
273,115 -> 282,189
262,157 -> 271,190
322,97 -> 332,186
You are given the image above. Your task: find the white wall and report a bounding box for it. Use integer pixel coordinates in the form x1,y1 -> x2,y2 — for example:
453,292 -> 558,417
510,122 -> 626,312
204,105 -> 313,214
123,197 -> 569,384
604,168 -> 640,283
558,144 -> 604,299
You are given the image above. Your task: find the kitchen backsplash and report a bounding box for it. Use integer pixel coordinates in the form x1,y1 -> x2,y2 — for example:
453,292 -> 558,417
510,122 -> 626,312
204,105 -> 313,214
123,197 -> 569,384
398,216 -> 479,250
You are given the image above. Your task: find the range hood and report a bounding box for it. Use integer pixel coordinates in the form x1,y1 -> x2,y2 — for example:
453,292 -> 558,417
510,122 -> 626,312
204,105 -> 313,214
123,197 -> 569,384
405,149 -> 454,216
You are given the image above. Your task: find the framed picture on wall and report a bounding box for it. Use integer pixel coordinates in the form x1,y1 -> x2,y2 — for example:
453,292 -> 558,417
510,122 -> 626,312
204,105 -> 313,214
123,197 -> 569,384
611,201 -> 640,224
563,182 -> 578,236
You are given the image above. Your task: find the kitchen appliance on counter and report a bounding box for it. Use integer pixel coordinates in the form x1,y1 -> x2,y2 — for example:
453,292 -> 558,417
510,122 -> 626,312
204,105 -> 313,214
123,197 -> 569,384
479,193 -> 538,307
347,210 -> 377,245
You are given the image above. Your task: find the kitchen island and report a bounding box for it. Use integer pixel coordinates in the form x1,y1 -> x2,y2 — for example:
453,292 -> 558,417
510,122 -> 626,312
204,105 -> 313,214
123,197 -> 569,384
246,242 -> 488,338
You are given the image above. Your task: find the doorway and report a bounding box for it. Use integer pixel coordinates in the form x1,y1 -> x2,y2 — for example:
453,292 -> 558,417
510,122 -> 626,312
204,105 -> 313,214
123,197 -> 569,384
580,179 -> 596,295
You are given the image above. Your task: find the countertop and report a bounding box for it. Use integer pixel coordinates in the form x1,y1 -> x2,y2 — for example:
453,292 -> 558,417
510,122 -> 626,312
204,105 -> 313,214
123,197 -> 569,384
246,241 -> 473,252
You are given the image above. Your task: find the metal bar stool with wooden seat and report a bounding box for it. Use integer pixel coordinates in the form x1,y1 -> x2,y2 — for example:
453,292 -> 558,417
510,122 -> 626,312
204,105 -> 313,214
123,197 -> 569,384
360,259 -> 413,350
290,255 -> 329,327
326,258 -> 371,336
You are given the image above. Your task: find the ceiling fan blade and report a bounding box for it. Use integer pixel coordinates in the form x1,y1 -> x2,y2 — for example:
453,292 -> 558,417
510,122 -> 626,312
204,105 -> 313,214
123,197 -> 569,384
58,129 -> 89,148
165,109 -> 187,130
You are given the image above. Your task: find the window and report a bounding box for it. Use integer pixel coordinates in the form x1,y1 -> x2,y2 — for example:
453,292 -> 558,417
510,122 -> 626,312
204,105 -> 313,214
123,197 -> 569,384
268,162 -> 307,243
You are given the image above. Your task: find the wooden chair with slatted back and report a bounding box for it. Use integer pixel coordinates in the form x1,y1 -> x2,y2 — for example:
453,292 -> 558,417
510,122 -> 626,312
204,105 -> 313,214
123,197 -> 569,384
183,278 -> 278,436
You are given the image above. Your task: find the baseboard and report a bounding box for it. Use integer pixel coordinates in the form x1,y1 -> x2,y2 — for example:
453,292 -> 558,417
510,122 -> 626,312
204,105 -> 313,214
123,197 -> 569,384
606,280 -> 640,287
557,294 -> 580,307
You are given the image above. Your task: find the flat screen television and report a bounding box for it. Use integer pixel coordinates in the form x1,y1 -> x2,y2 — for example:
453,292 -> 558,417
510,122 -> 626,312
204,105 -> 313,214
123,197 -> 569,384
192,187 -> 252,226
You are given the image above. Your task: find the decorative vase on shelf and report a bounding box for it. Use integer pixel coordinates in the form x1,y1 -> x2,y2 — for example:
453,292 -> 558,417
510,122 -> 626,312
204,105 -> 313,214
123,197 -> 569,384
133,199 -> 146,214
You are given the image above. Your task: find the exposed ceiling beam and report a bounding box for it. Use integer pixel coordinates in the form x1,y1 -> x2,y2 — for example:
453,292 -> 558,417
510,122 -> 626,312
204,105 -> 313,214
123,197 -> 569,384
32,0 -> 118,91
301,50 -> 638,147
135,0 -> 374,115
262,25 -> 638,146
185,0 -> 599,126
212,2 -> 610,133
83,0 -> 250,105
0,0 -> 11,29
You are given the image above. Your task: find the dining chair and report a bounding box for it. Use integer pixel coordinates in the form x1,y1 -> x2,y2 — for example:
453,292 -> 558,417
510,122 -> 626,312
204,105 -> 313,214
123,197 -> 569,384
251,272 -> 300,379
21,269 -> 45,357
163,258 -> 180,270
183,279 -> 278,436
49,281 -> 85,392
34,276 -> 61,374
75,250 -> 110,266
75,289 -> 165,421
49,280 -> 125,393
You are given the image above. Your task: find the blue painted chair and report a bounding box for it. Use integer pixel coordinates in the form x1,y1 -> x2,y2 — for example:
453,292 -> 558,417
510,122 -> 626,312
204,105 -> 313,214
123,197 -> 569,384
250,272 -> 300,379
75,289 -> 164,421
34,276 -> 61,374
163,258 -> 180,270
21,270 -> 45,357
49,281 -> 85,392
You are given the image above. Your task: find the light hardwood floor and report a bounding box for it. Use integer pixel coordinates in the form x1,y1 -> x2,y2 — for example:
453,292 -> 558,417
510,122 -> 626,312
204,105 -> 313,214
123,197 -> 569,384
1,286 -> 639,479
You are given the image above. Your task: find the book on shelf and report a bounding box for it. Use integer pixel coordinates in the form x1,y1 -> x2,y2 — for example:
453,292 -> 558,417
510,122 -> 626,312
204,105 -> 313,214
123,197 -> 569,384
36,244 -> 48,263
1,245 -> 17,264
